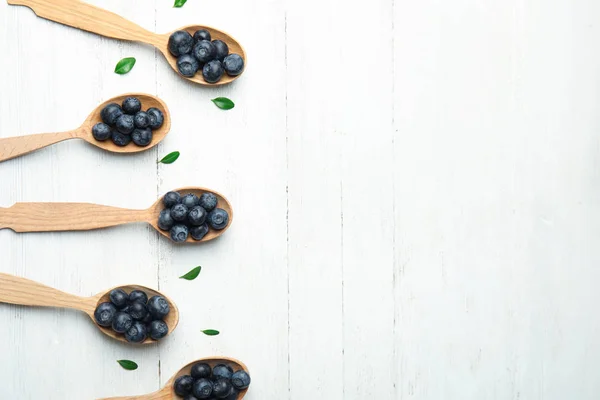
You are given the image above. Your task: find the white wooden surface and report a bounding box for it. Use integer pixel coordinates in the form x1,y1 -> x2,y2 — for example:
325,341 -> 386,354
1,0 -> 599,398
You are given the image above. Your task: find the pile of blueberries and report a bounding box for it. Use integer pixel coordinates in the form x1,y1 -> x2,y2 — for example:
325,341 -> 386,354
92,97 -> 165,147
159,191 -> 230,243
93,288 -> 171,343
168,29 -> 244,83
174,362 -> 251,400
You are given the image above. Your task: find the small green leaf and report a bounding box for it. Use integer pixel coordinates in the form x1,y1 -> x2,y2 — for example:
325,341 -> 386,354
180,266 -> 202,280
173,0 -> 187,7
211,97 -> 235,110
114,57 -> 136,75
159,151 -> 180,164
202,329 -> 220,336
117,360 -> 138,370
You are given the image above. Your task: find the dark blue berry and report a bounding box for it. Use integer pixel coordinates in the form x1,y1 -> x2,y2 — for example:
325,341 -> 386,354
174,375 -> 194,396
94,302 -> 117,327
181,193 -> 199,208
193,29 -> 211,42
212,40 -> 229,62
188,206 -> 207,226
208,208 -> 229,230
177,54 -> 200,77
92,122 -> 112,141
158,209 -> 175,231
120,305 -> 130,314
231,370 -> 251,390
128,290 -> 148,305
134,111 -> 150,128
212,364 -> 233,381
192,379 -> 213,399
171,204 -> 189,222
191,363 -> 212,379
163,191 -> 181,208
131,128 -> 153,147
190,224 -> 209,241
122,97 -> 142,115
223,54 -> 244,76
193,40 -> 216,63
147,295 -> 170,319
125,321 -> 147,343
169,30 -> 194,57
101,103 -> 123,125
170,224 -> 189,242
212,379 -> 232,399
148,320 -> 168,340
184,395 -> 199,400
109,288 -> 128,309
129,301 -> 148,320
199,193 -> 218,211
111,130 -> 131,146
223,388 -> 240,400
202,60 -> 224,83
112,312 -> 133,333
142,312 -> 154,324
147,108 -> 164,130
115,114 -> 135,134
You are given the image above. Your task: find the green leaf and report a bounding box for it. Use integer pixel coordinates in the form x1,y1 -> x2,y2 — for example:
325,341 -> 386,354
117,360 -> 138,370
173,0 -> 187,7
211,97 -> 235,110
180,266 -> 202,280
202,329 -> 220,336
159,151 -> 180,164
114,57 -> 136,75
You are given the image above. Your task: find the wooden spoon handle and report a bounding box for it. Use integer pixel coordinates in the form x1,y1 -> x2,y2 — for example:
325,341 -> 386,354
0,273 -> 91,311
97,391 -> 170,400
0,203 -> 150,233
0,131 -> 77,162
7,0 -> 158,44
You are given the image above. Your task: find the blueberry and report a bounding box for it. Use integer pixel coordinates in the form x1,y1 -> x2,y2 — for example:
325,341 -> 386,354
199,193 -> 218,211
92,122 -> 112,141
115,114 -> 135,134
169,30 -> 194,57
147,108 -> 165,130
184,395 -> 199,400
129,301 -> 148,320
188,206 -> 207,226
120,305 -> 130,314
192,378 -> 213,399
158,209 -> 175,231
122,97 -> 142,115
112,312 -> 133,333
231,370 -> 251,390
208,208 -> 229,230
163,191 -> 181,208
101,103 -> 123,125
177,54 -> 200,77
111,130 -> 131,146
171,204 -> 189,222
147,295 -> 170,319
212,40 -> 229,61
128,290 -> 148,305
202,60 -> 224,83
222,54 -> 244,77
109,288 -> 129,309
125,321 -> 147,343
170,224 -> 189,243
190,224 -> 209,241
193,40 -> 217,63
134,111 -> 150,128
191,362 -> 212,379
131,128 -> 153,147
148,320 -> 169,340
142,312 -> 154,324
212,379 -> 233,399
175,375 -> 195,396
94,302 -> 117,327
223,388 -> 240,400
193,29 -> 211,42
181,193 -> 200,208
212,364 -> 234,381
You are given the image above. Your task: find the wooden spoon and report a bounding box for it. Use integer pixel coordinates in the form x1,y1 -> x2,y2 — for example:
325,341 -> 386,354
0,273 -> 179,345
7,0 -> 247,86
0,93 -> 171,163
0,187 -> 233,243
99,357 -> 250,400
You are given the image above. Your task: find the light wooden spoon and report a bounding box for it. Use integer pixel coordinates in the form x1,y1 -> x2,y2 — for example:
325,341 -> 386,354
7,0 -> 247,86
0,273 -> 179,345
0,93 -> 171,163
0,187 -> 233,243
99,357 -> 250,400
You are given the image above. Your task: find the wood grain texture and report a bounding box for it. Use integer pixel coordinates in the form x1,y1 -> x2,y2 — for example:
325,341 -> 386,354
0,130 -> 77,162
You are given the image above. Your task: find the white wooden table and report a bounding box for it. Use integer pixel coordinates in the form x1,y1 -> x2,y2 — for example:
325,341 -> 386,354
1,0 -> 599,399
